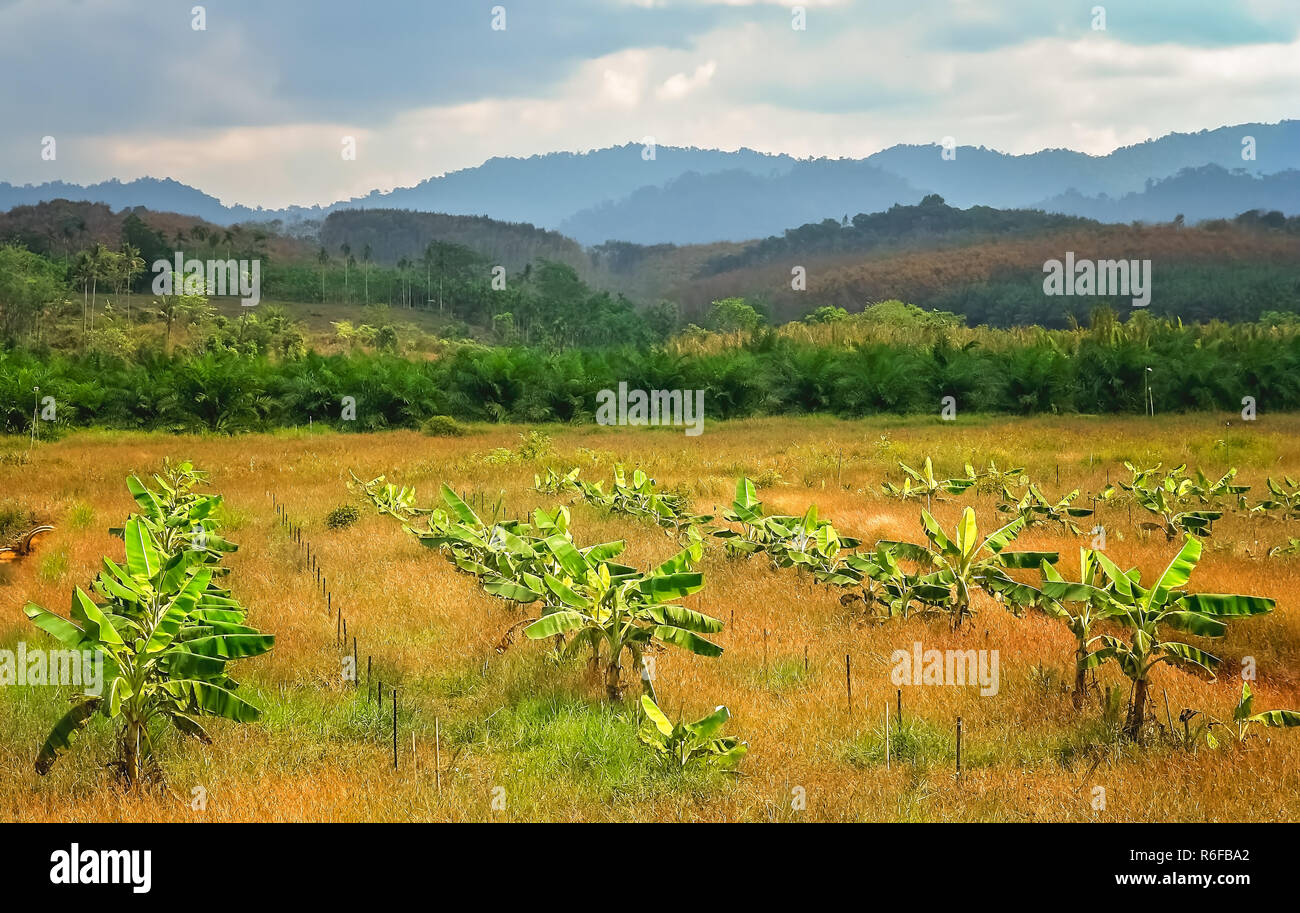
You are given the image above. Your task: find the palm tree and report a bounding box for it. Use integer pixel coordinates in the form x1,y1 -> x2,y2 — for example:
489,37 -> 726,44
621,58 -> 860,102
396,257 -> 410,308
340,243 -> 352,302
120,242 -> 144,324
362,244 -> 372,305
317,247 -> 330,302
71,250 -> 93,344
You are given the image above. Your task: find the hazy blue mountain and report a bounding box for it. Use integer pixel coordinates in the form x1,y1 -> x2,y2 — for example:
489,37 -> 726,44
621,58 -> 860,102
341,144 -> 798,227
0,177 -> 266,224
559,160 -> 927,245
864,120 -> 1300,207
1032,165 -> 1300,224
1,122 -> 1296,244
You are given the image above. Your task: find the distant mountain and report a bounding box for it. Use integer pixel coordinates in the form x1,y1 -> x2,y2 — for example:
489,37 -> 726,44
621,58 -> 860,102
559,161 -> 927,245
1,122 -> 1297,245
864,120 -> 1300,207
341,144 -> 798,229
1031,165 -> 1300,224
0,177 -> 265,225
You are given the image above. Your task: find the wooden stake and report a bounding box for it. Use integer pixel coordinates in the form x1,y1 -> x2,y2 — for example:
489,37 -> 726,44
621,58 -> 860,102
956,716 -> 963,780
845,654 -> 852,713
353,637 -> 358,687
435,717 -> 442,796
897,688 -> 902,724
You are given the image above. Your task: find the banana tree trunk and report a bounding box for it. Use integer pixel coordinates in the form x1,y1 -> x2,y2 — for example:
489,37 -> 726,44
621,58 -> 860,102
1125,677 -> 1149,740
605,659 -> 624,701
1072,649 -> 1088,710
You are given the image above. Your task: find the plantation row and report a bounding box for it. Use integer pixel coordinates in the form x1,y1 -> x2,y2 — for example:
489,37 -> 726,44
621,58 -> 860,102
4,316 -> 1300,432
880,457 -> 1300,550
356,461 -> 1298,758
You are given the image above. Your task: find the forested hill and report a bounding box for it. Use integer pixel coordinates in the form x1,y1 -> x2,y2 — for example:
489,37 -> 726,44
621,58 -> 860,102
697,195 -> 1102,275
318,210 -> 587,275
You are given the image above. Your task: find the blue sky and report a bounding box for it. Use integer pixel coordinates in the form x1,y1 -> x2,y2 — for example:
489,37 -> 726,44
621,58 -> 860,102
1,0 -> 1296,207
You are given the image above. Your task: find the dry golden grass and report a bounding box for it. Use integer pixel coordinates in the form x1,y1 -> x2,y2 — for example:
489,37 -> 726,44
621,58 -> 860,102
2,413 -> 1299,822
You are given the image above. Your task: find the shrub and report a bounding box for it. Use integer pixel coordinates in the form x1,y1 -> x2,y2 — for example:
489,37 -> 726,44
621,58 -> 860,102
422,414 -> 467,437
325,504 -> 361,529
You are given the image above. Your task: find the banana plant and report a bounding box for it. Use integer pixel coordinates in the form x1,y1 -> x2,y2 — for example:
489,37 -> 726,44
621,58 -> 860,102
533,466 -> 581,495
880,457 -> 975,507
118,467 -> 238,566
1205,682 -> 1300,749
1253,476 -> 1300,522
348,471 -> 429,521
1039,548 -> 1124,708
25,514 -> 271,783
713,478 -> 857,574
1267,538 -> 1300,558
638,695 -> 747,769
964,460 -> 1027,495
1187,467 -> 1250,507
1130,486 -> 1222,541
820,544 -> 951,621
878,507 -> 1057,629
408,485 -> 595,606
1076,537 -> 1274,741
998,484 -> 1094,535
524,535 -> 722,701
578,465 -> 711,536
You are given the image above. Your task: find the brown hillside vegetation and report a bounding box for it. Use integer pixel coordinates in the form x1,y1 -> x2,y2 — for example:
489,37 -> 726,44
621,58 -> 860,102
679,223 -> 1300,320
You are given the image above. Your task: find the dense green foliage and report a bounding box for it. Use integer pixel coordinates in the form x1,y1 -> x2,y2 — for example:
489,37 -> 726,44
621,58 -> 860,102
3,314 -> 1298,433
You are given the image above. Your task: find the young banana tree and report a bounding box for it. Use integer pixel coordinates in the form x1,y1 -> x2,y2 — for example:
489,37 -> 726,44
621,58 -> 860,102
999,484 -> 1094,535
878,507 -> 1057,629
524,536 -> 722,701
1188,467 -> 1250,508
1206,682 -> 1300,749
881,457 -> 975,508
964,460 -> 1027,495
1039,548 -> 1124,708
820,544 -> 951,621
579,465 -> 711,536
348,471 -> 428,521
713,478 -> 857,575
533,466 -> 582,495
1253,476 -> 1300,522
638,695 -> 747,769
1079,537 -> 1274,741
26,515 -> 271,783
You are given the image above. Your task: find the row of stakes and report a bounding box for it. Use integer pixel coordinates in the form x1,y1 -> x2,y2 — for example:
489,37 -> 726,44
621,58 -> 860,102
268,491 -> 446,792
268,493 -> 967,788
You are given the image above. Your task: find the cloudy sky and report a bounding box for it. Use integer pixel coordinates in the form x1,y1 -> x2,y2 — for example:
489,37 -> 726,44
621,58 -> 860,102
2,0 -> 1297,208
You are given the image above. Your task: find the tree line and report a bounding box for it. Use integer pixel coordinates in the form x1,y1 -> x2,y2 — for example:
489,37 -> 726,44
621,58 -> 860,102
3,313 -> 1296,434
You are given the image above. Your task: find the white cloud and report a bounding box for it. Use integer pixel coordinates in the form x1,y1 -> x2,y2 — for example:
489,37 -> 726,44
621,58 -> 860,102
4,4 -> 1297,208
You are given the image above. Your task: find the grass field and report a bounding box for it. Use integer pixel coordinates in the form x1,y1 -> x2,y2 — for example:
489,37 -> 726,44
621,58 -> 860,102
2,414 -> 1298,822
